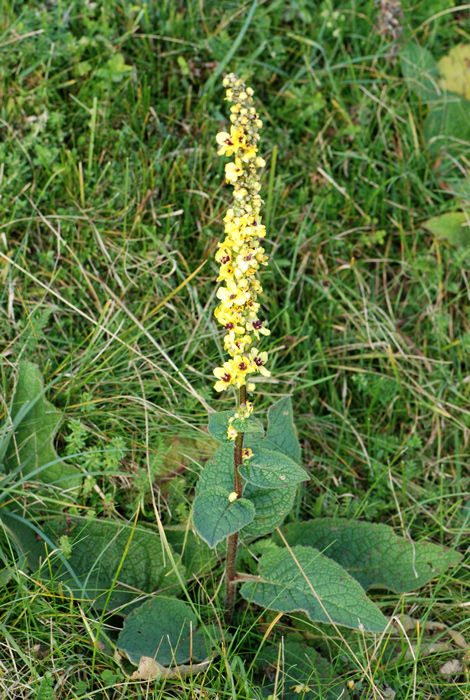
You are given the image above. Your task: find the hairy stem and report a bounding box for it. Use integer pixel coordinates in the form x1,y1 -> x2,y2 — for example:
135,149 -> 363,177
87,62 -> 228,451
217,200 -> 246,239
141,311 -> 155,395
224,385 -> 247,619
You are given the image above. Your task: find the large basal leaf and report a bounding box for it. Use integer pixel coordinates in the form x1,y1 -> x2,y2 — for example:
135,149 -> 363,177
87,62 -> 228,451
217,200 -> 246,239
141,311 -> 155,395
239,447 -> 309,490
196,443 -> 297,538
256,638 -> 351,700
422,212 -> 470,248
401,41 -> 440,101
164,527 -> 217,578
240,545 -> 388,632
275,519 -> 461,593
3,362 -> 81,490
117,597 -> 214,667
193,486 -> 255,548
208,411 -> 264,441
2,513 -> 183,611
260,397 -> 301,464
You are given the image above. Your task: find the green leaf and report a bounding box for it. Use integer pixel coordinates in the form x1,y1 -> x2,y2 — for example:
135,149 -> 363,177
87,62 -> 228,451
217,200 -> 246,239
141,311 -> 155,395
424,92 -> 470,158
193,486 -> 255,548
240,545 -> 388,632
243,482 -> 298,538
261,397 -> 301,463
239,447 -> 309,489
197,443 -> 234,493
2,513 -> 183,610
401,41 -> 440,101
3,362 -> 81,491
196,443 -> 297,538
275,518 -> 461,594
0,511 -> 46,568
422,212 -> 470,248
164,527 -> 218,577
256,638 -> 351,700
208,411 -> 264,441
117,597 -> 214,666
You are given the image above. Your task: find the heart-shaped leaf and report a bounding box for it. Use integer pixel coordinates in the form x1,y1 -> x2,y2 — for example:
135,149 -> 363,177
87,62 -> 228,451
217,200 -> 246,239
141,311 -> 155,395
239,447 -> 309,489
193,486 -> 255,548
240,545 -> 388,632
275,518 -> 462,593
117,597 -> 214,666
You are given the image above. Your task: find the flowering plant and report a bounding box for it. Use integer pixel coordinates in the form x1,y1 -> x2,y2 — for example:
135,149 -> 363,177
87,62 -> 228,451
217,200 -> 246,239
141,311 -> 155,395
191,74 -> 459,632
193,74 -> 311,616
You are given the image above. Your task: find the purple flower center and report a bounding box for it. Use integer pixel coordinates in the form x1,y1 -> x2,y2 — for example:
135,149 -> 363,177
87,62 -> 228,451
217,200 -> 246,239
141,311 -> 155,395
253,320 -> 263,330
222,373 -> 231,383
254,357 -> 264,366
225,322 -> 234,330
239,362 -> 247,371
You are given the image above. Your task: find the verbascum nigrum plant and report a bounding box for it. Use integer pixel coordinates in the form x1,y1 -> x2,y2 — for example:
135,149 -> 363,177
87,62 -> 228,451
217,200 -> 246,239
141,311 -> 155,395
191,74 -> 460,627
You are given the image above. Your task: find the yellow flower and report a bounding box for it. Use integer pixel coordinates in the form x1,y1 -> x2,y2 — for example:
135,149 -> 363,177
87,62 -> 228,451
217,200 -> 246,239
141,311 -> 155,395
216,126 -> 247,157
228,491 -> 238,502
227,425 -> 238,440
224,333 -> 252,356
225,161 -> 242,183
216,131 -> 235,157
215,311 -> 245,335
242,447 -> 254,461
213,360 -> 236,392
215,247 -> 231,264
217,262 -> 236,282
249,348 -> 270,376
246,319 -> 270,338
235,248 -> 260,274
216,281 -> 249,307
240,146 -> 258,163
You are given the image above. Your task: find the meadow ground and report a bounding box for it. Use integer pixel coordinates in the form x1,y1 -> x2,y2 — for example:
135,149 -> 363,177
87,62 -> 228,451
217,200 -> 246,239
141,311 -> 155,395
0,1 -> 469,698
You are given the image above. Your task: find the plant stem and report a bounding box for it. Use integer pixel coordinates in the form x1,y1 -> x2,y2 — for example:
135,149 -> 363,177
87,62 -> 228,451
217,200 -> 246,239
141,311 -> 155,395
224,385 -> 247,619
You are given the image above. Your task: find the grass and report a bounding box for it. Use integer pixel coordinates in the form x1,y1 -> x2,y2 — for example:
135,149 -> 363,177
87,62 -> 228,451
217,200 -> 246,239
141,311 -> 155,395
0,0 -> 469,697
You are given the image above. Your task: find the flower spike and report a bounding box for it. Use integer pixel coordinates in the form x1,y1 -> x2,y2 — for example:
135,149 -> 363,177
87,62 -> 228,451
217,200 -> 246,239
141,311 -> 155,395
213,73 -> 270,394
